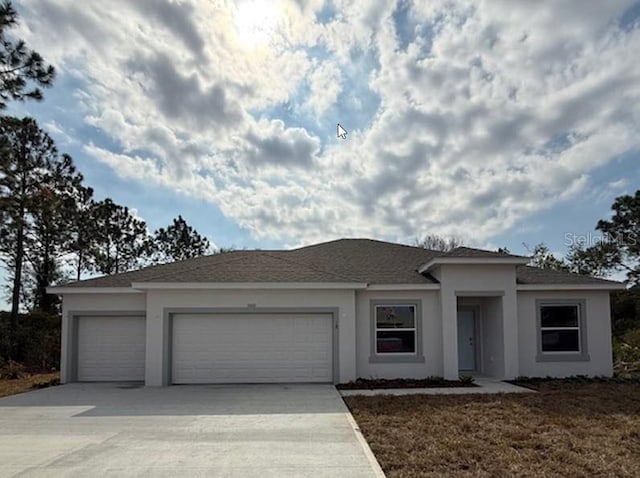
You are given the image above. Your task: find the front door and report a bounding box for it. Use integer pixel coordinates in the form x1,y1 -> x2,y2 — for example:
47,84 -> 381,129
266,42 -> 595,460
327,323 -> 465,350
457,308 -> 476,371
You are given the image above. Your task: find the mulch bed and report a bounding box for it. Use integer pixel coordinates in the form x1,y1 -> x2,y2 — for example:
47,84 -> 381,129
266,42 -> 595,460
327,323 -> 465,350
507,375 -> 640,391
336,377 -> 477,390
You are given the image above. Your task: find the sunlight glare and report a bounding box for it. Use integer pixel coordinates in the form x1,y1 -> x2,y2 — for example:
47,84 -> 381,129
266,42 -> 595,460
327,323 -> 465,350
234,0 -> 279,48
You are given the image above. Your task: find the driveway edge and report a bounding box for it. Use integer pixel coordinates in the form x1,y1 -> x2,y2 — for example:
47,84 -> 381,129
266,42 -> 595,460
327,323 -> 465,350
344,409 -> 386,477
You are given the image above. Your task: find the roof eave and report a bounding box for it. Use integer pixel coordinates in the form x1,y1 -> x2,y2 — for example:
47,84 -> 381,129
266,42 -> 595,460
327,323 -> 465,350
367,283 -> 440,290
46,286 -> 144,295
130,281 -> 368,290
418,257 -> 531,273
516,283 -> 626,291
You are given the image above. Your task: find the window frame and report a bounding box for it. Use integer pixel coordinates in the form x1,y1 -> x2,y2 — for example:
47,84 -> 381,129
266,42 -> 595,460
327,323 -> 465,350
535,299 -> 590,362
369,300 -> 424,363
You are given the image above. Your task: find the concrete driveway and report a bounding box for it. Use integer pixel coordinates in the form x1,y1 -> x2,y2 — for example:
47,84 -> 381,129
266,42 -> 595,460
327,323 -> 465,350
0,383 -> 383,477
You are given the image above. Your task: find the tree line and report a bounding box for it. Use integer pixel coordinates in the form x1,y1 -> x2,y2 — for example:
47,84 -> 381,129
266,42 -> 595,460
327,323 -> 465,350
0,116 -> 213,321
522,191 -> 640,288
0,1 -> 214,359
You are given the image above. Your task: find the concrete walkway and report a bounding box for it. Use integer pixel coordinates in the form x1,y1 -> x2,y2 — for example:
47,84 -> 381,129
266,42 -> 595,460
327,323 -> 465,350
0,383 -> 383,478
339,377 -> 533,397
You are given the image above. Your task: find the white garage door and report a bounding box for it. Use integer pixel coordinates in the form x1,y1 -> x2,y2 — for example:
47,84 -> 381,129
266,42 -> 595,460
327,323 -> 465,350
172,313 -> 333,384
77,316 -> 146,381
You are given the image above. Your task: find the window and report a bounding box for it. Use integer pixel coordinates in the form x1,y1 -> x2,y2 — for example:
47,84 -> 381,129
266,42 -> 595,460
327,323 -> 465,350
540,304 -> 581,353
374,305 -> 416,354
536,300 -> 589,363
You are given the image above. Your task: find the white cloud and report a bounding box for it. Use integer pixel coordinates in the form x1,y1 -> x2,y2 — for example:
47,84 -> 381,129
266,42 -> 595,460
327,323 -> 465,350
15,0 -> 640,246
304,60 -> 342,115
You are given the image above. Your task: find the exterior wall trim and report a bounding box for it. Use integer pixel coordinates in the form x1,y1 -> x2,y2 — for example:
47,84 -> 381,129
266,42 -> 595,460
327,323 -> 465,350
66,310 -> 146,382
161,306 -> 341,386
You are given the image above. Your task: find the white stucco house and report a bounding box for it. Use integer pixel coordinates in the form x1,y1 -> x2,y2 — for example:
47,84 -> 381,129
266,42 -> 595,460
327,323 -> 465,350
48,239 -> 624,386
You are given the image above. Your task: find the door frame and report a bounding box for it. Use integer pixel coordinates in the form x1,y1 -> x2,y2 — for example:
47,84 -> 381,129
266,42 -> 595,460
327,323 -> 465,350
163,307 -> 340,385
457,305 -> 482,373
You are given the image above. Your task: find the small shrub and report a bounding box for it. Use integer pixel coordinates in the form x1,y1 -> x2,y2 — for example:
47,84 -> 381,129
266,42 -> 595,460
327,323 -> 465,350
0,360 -> 27,380
613,327 -> 640,378
623,328 -> 640,348
459,374 -> 475,384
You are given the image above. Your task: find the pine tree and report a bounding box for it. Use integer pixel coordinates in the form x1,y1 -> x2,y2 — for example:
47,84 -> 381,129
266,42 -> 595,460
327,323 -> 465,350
0,1 -> 55,108
91,199 -> 149,275
0,116 -> 57,354
150,215 -> 211,263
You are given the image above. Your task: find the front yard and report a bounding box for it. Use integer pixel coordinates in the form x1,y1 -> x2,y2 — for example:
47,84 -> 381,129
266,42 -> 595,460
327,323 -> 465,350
0,372 -> 60,398
345,381 -> 640,477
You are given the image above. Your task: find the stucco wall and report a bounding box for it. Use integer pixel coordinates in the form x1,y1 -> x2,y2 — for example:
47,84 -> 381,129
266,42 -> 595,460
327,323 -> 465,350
355,290 -> 442,379
517,290 -> 613,377
58,281 -> 616,384
144,288 -> 357,386
60,292 -> 146,383
437,264 -> 519,379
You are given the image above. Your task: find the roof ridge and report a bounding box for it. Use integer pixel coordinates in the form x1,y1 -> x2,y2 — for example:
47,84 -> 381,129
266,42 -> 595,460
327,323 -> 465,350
288,237 -> 349,251
446,246 -> 528,258
263,251 -> 362,282
291,237 -> 441,253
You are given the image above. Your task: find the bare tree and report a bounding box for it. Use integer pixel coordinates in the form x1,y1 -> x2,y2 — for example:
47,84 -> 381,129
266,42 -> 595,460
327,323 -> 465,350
414,234 -> 462,252
414,234 -> 463,252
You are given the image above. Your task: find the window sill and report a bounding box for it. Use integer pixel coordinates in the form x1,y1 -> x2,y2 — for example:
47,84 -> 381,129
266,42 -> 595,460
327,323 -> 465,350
369,354 -> 425,364
536,353 -> 590,363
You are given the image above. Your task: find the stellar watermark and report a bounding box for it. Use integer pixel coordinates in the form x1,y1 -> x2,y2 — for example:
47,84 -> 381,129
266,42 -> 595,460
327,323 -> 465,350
564,232 -> 638,248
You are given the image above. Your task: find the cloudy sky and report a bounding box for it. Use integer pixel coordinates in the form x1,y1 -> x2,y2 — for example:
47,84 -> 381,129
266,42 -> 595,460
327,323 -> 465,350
9,0 -> 640,254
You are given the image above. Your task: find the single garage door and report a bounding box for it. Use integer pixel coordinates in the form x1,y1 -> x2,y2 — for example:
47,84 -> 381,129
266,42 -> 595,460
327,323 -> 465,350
172,313 -> 333,384
77,316 -> 146,381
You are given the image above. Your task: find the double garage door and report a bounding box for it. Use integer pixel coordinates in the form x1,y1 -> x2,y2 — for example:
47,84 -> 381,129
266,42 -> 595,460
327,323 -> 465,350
172,313 -> 333,383
76,313 -> 333,383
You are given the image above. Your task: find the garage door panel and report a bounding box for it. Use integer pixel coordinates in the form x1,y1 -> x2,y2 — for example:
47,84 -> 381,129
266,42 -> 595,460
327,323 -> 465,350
172,313 -> 333,384
77,316 -> 146,382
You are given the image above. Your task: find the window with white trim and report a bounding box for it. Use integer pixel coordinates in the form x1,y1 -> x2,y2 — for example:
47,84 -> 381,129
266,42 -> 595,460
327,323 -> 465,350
374,305 -> 416,354
539,303 -> 581,353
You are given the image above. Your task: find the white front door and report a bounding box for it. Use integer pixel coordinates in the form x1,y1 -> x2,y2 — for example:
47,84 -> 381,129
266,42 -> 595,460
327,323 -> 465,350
457,308 -> 476,371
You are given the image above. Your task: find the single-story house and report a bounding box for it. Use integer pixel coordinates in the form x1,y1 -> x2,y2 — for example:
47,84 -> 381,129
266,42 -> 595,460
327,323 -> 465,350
48,239 -> 624,386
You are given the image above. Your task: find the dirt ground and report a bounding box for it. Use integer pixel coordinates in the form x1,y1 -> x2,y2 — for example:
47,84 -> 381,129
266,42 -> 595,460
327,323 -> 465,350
0,372 -> 60,398
345,381 -> 640,477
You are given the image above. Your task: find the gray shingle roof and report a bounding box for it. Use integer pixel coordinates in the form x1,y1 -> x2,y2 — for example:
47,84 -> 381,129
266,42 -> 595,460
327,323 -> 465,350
515,265 -> 622,285
286,239 -> 442,284
60,238 -> 621,288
